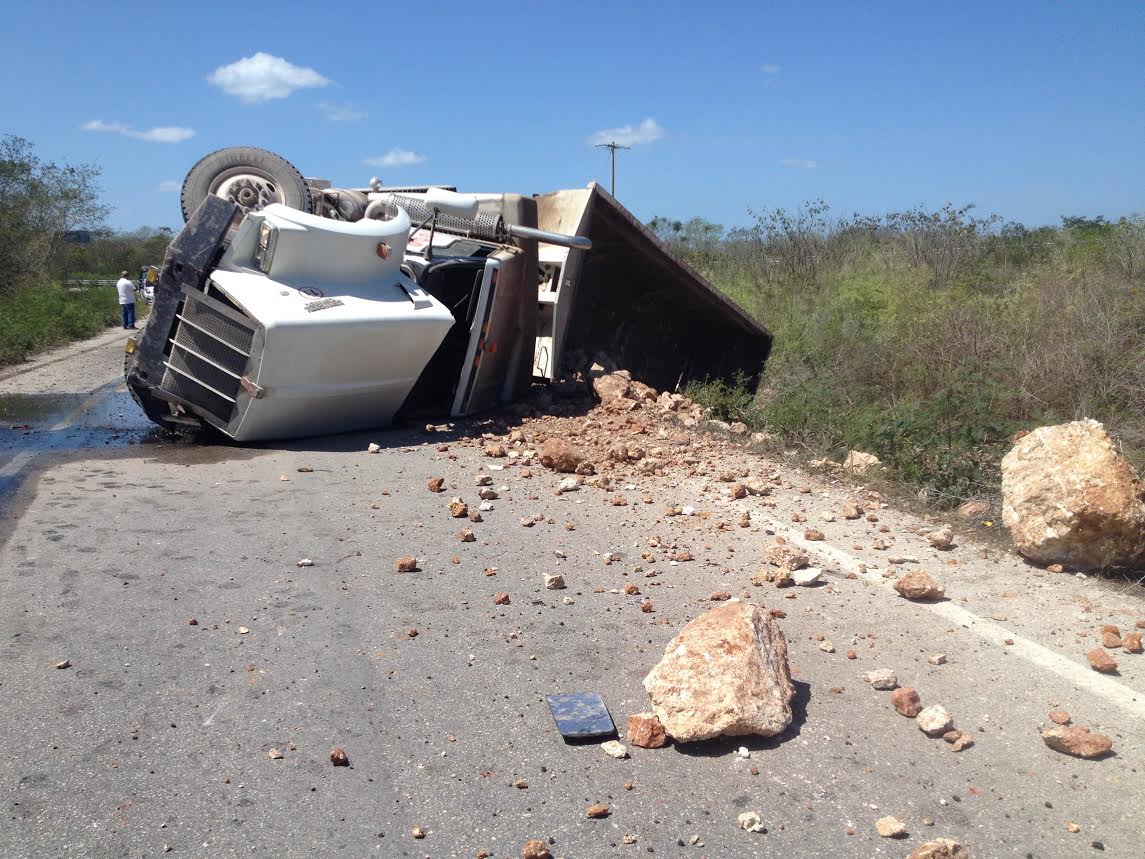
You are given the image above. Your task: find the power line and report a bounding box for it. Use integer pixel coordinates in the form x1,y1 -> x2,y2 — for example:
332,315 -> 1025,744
594,141 -> 630,196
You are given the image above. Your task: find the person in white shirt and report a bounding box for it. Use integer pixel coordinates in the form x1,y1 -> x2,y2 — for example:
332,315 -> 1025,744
116,270 -> 137,330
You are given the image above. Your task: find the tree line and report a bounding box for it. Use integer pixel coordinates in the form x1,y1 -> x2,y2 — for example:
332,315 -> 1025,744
0,134 -> 173,292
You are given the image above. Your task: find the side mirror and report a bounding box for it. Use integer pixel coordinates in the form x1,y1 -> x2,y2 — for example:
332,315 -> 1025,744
423,188 -> 479,220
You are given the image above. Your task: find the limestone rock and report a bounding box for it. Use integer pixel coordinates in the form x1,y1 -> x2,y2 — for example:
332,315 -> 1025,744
925,525 -> 954,550
791,568 -> 822,587
1041,725 -> 1113,759
863,668 -> 898,690
764,538 -> 809,571
916,705 -> 953,736
737,811 -> 766,833
1001,419 -> 1145,570
593,372 -> 632,403
907,839 -> 970,859
875,815 -> 907,837
539,437 -> 586,473
601,740 -> 628,759
643,602 -> 794,742
894,571 -> 946,601
627,713 -> 669,749
842,450 -> 881,475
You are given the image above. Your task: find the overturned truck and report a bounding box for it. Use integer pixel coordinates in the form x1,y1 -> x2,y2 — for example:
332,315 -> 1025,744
125,147 -> 771,441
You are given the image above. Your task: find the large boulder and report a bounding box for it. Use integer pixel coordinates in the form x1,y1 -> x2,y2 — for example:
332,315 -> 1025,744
642,601 -> 794,742
538,437 -> 586,473
592,371 -> 633,404
1001,419 -> 1145,570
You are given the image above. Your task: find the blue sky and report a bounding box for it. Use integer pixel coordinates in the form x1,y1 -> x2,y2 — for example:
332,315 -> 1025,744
2,0 -> 1142,231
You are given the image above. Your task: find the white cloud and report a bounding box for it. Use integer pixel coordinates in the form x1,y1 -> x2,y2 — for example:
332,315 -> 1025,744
82,120 -> 194,143
364,148 -> 426,168
157,180 -> 180,192
208,52 -> 330,103
780,158 -> 819,169
587,117 -> 664,147
318,101 -> 365,122
761,63 -> 782,75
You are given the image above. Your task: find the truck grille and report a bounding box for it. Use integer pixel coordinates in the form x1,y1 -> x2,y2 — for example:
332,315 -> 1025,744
159,291 -> 256,423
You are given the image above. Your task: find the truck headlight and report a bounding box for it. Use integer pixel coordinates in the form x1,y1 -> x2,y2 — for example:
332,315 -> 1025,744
255,221 -> 278,273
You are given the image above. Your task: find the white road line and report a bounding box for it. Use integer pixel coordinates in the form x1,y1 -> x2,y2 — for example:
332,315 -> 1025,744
0,450 -> 37,479
756,512 -> 1145,721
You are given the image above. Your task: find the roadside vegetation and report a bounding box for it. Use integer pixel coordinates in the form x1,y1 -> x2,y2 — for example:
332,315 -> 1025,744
0,135 -> 168,367
651,206 -> 1145,506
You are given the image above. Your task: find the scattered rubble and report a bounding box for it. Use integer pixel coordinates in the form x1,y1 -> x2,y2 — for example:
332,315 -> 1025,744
521,839 -> 552,859
738,811 -> 767,833
764,538 -> 810,571
394,556 -> 419,572
890,687 -> 922,717
875,815 -> 907,837
1001,419 -> 1145,570
863,668 -> 898,690
54,659 -> 71,670
943,729 -> 974,751
1086,648 -> 1118,673
643,602 -> 794,742
428,476 -> 445,492
545,574 -> 566,590
329,747 -> 349,766
627,712 -> 669,748
539,437 -> 586,473
906,839 -> 970,859
1123,632 -> 1143,653
1042,725 -> 1113,758
916,705 -> 953,736
925,525 -> 954,550
586,803 -> 610,819
893,571 -> 946,601
601,740 -> 628,759
792,568 -> 823,587
842,450 -> 881,475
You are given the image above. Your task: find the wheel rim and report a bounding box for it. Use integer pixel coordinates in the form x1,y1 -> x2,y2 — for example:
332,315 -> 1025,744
210,170 -> 285,213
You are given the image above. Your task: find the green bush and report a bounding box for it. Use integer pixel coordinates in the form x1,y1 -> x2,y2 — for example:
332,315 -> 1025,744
660,204 -> 1145,507
0,282 -> 120,367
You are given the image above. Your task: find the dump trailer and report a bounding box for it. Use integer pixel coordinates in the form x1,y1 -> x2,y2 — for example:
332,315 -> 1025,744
124,147 -> 771,442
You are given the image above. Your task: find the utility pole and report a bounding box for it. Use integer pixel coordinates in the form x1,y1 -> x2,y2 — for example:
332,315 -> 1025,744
594,141 -> 630,196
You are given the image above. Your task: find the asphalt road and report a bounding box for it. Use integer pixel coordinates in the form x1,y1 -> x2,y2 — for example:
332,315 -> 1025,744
1,330 -> 1143,858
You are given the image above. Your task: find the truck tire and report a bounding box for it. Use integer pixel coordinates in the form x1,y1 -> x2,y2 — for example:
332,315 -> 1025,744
180,147 -> 312,222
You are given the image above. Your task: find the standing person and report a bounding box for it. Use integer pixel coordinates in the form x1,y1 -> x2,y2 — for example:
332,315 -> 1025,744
116,270 -> 137,330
